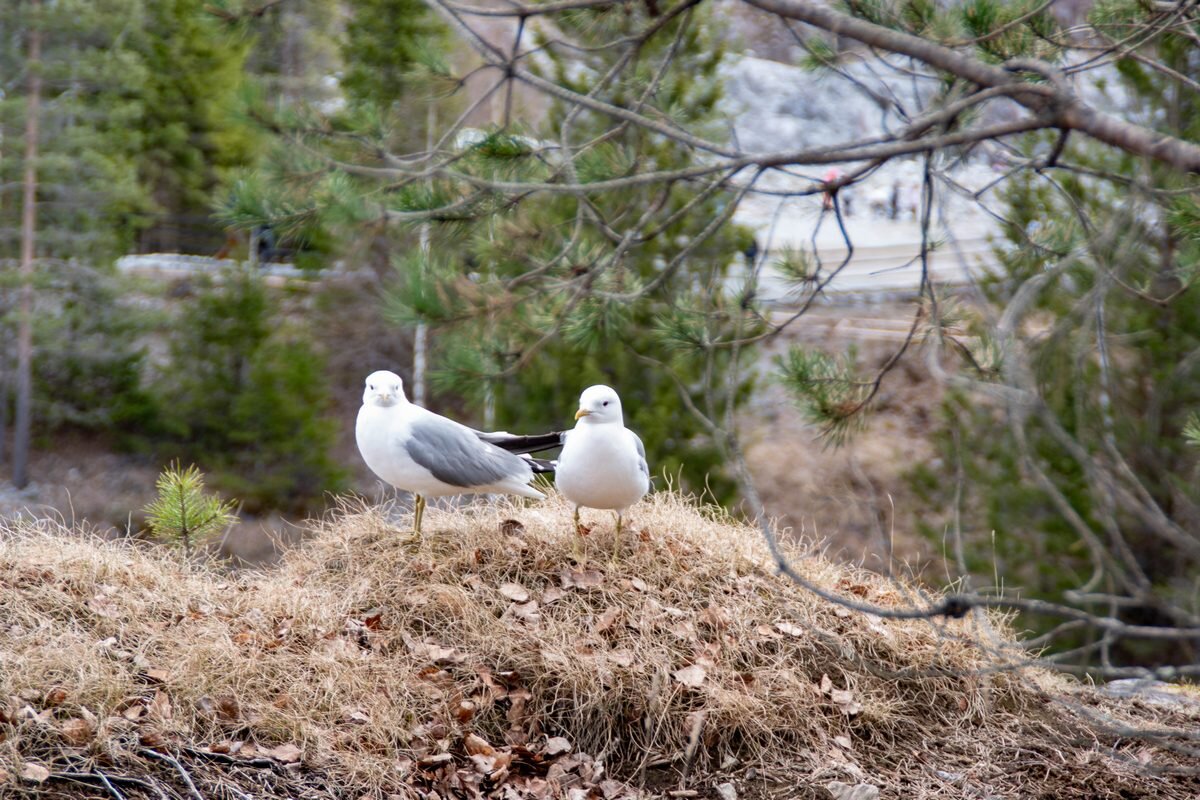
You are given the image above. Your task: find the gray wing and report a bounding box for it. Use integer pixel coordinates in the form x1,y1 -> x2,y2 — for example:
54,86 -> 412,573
407,416 -> 532,488
630,430 -> 650,477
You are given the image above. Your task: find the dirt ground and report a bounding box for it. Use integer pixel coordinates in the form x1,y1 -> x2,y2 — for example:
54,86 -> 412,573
742,302 -> 950,576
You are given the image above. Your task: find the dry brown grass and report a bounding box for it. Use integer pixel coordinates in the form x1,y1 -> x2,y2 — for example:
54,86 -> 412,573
2,492 -> 1198,799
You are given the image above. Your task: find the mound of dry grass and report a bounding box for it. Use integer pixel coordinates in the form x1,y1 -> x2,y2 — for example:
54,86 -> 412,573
2,492 -> 1198,799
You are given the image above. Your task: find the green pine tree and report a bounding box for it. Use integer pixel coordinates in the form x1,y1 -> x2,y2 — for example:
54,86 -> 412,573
143,462 -> 239,555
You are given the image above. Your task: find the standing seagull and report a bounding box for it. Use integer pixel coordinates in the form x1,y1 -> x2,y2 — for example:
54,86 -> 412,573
356,370 -> 547,535
555,385 -> 650,545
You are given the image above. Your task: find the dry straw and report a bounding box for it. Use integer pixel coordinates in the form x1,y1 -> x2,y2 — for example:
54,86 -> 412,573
2,492 -> 1197,798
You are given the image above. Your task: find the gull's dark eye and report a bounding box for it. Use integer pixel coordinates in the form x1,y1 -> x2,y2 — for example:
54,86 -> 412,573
369,384 -> 375,391
602,401 -> 610,406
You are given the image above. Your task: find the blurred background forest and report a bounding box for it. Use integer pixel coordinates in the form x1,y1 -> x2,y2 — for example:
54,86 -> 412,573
0,0 -> 1198,676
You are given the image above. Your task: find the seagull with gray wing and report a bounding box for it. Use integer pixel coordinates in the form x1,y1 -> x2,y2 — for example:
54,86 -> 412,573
555,385 -> 650,547
356,370 -> 550,535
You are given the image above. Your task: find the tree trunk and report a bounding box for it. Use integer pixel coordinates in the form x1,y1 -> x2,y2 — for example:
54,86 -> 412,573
12,2 -> 41,490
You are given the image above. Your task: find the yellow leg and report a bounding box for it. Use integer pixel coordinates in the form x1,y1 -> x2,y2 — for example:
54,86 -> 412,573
572,506 -> 584,561
413,494 -> 426,537
613,512 -> 623,559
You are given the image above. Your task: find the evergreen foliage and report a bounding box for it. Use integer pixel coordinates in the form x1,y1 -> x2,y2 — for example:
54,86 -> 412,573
381,9 -> 760,500
157,267 -> 346,513
131,0 -> 262,237
30,263 -> 161,443
912,3 -> 1200,666
143,462 -> 239,555
341,0 -> 448,108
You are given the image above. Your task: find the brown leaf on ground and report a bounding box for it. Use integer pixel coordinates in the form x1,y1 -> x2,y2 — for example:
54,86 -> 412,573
267,743 -> 302,763
560,568 -> 604,590
541,586 -> 565,605
826,781 -> 879,800
608,650 -> 635,668
142,667 -> 171,683
511,600 -> 541,626
454,701 -> 476,724
593,607 -> 621,634
43,687 -> 68,707
148,690 -> 172,721
465,733 -> 494,756
405,637 -> 466,665
544,736 -> 572,756
775,621 -> 804,637
699,603 -> 731,630
500,519 -> 526,536
60,718 -> 93,746
831,689 -> 863,716
672,665 -> 707,688
500,583 -> 530,603
19,763 -> 49,784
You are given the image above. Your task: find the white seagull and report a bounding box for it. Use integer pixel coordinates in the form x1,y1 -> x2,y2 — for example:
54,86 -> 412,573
356,370 -> 547,535
555,385 -> 650,541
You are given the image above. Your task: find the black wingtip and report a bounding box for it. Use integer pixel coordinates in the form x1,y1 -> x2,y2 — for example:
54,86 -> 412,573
477,430 -> 566,455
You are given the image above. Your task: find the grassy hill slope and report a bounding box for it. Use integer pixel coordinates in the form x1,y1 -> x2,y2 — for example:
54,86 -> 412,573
2,493 -> 1197,798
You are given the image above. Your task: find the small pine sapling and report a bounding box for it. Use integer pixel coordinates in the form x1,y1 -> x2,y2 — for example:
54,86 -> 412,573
143,462 -> 238,555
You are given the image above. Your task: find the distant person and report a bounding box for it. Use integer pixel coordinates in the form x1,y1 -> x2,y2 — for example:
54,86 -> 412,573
743,238 -> 759,267
822,167 -> 843,211
253,225 -> 277,265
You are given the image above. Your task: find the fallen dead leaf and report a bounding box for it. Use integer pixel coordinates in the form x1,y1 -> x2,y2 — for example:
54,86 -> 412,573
500,583 -> 530,603
267,743 -> 302,763
148,690 -> 172,721
774,621 -> 805,638
464,733 -> 494,756
44,688 -> 68,707
60,718 -> 93,746
143,667 -> 171,683
541,586 -> 565,605
755,624 -> 782,639
608,649 -> 635,668
716,782 -> 738,800
19,763 -> 49,784
545,736 -> 572,756
454,701 -> 476,724
630,578 -> 648,592
672,665 -> 707,688
560,568 -> 604,590
499,518 -> 526,536
594,607 -> 621,634
820,674 -> 833,695
831,689 -> 863,715
512,600 -> 541,624
700,604 -> 731,630
826,781 -> 879,800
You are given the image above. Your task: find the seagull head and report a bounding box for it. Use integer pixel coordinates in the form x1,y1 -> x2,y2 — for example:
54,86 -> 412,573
574,384 -> 623,425
363,370 -> 406,408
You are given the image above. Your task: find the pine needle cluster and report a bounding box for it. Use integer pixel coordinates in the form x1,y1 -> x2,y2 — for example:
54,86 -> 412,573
143,463 -> 238,555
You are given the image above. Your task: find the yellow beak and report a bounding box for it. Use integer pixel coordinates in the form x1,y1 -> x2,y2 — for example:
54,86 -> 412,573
574,408 -> 591,420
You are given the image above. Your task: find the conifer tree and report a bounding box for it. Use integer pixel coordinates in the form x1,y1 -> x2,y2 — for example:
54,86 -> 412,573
908,0 -> 1200,666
